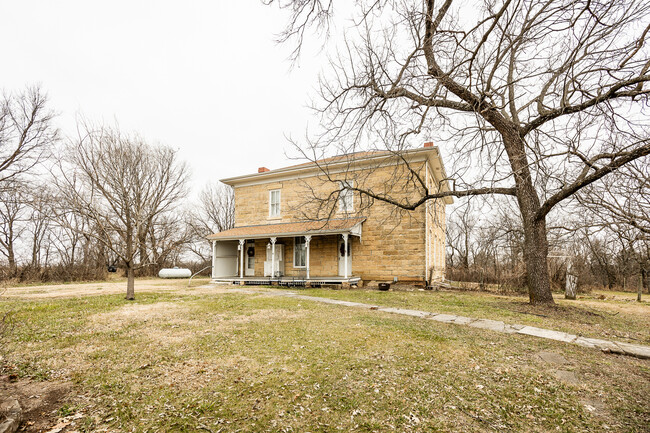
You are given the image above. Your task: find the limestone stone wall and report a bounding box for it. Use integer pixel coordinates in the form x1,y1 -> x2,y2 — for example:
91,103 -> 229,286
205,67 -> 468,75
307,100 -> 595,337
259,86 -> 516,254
425,164 -> 447,282
249,236 -> 340,277
233,159 -> 447,282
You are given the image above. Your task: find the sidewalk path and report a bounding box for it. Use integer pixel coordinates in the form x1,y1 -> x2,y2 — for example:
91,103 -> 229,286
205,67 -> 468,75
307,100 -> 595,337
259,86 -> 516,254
222,287 -> 650,360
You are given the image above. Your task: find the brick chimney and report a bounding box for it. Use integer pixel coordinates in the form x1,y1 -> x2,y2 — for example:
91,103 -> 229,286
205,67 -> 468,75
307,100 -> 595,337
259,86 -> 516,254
258,167 -> 270,173
423,142 -> 434,148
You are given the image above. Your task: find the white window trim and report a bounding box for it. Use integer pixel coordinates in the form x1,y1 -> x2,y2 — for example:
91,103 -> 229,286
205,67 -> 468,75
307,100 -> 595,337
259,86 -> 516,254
269,189 -> 281,217
293,236 -> 306,268
338,181 -> 354,213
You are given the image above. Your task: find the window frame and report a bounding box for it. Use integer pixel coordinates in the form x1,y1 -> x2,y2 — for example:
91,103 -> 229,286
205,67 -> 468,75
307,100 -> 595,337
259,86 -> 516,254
269,189 -> 281,217
338,181 -> 354,213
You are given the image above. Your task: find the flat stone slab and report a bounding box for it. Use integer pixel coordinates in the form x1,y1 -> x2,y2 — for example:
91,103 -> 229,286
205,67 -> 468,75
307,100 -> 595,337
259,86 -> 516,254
552,370 -> 580,385
0,398 -> 21,433
537,351 -> 570,365
428,313 -> 458,323
469,319 -> 510,333
516,326 -> 577,343
292,295 -> 368,308
573,337 -> 602,350
615,341 -> 650,359
449,315 -> 475,325
378,307 -> 431,318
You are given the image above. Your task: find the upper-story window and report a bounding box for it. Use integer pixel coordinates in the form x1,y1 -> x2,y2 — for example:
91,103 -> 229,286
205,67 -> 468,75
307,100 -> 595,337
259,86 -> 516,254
269,189 -> 281,217
338,181 -> 354,213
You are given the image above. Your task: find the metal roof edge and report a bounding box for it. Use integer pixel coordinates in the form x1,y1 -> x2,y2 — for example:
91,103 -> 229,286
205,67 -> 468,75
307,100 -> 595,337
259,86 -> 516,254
219,147 -> 440,186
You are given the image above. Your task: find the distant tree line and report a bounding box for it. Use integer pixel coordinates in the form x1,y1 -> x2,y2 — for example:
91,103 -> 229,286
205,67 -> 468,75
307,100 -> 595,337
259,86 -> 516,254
0,86 -> 234,296
1,84 -> 647,300
446,161 -> 650,296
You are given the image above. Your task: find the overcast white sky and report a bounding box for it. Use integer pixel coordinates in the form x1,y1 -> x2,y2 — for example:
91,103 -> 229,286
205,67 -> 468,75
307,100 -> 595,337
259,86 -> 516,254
0,1 -> 325,194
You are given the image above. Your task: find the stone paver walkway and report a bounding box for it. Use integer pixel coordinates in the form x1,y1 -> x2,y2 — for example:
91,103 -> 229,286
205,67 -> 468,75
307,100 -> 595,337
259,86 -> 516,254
221,287 -> 650,360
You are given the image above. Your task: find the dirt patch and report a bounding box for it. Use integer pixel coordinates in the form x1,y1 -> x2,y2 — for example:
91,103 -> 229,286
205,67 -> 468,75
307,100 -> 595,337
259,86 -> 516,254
221,309 -> 306,325
87,302 -> 197,349
2,279 -> 228,299
155,355 -> 262,391
575,299 -> 649,316
506,301 -> 602,319
0,377 -> 72,432
90,302 -> 185,327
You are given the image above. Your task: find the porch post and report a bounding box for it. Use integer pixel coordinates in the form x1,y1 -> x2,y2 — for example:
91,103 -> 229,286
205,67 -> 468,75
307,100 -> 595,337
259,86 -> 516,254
270,237 -> 277,278
305,235 -> 312,280
239,239 -> 245,279
211,240 -> 217,279
342,233 -> 349,279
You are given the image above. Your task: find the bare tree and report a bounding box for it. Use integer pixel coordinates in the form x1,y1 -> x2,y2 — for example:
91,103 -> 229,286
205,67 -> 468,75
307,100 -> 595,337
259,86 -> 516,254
144,212 -> 192,272
25,188 -> 53,270
0,182 -> 28,277
269,0 -> 650,304
578,158 -> 650,298
53,124 -> 189,299
446,201 -> 478,269
187,182 -> 235,261
0,86 -> 57,188
199,182 -> 236,234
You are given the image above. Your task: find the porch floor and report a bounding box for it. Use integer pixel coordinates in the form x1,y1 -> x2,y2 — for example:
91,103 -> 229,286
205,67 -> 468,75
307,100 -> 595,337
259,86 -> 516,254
211,276 -> 361,287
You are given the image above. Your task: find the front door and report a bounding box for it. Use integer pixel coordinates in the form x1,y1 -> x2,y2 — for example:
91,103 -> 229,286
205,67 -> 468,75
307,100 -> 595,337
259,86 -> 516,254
338,237 -> 352,276
245,240 -> 255,276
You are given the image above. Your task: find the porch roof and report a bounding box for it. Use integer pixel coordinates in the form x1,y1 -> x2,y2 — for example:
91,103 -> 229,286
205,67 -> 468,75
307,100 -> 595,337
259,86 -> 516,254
206,217 -> 365,241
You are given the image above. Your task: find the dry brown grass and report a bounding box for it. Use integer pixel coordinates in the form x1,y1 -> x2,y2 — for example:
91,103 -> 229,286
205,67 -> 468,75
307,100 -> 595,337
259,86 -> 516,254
0,281 -> 648,432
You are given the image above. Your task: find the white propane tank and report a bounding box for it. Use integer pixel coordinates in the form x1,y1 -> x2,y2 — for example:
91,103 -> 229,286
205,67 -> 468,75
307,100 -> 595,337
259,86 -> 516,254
158,267 -> 192,279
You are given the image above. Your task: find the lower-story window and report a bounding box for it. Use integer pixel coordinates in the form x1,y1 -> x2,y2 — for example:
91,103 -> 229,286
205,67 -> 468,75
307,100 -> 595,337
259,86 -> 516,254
294,236 -> 306,268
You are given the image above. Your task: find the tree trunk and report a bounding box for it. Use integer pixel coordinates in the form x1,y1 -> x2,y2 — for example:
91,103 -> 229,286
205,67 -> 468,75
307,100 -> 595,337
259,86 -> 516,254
138,235 -> 148,276
463,233 -> 470,268
126,265 -> 135,300
31,235 -> 40,269
7,246 -> 16,277
607,269 -> 615,290
520,216 -> 554,304
495,120 -> 555,305
125,218 -> 135,300
641,268 -> 648,294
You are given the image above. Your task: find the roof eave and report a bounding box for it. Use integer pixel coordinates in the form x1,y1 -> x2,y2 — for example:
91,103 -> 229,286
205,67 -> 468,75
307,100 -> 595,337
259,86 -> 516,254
220,147 -> 441,186
206,219 -> 366,241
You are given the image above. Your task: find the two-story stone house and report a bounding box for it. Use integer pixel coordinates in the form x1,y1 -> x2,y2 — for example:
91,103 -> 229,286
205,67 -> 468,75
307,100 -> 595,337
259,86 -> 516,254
208,143 -> 452,287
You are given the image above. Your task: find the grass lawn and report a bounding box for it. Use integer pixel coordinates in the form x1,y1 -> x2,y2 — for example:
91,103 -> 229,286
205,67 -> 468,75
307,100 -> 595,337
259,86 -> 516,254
301,288 -> 650,345
1,282 -> 649,432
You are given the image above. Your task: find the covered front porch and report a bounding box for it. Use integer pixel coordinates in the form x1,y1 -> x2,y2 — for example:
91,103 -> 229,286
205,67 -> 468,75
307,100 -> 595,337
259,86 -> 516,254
207,218 -> 364,287
212,276 -> 362,287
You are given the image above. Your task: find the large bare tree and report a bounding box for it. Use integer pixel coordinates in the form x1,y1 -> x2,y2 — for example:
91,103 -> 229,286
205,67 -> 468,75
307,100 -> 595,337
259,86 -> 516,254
0,86 -> 57,188
54,125 -> 189,299
268,0 -> 650,304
